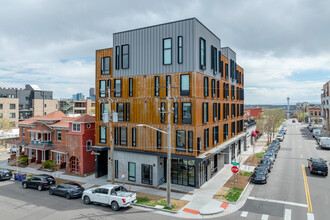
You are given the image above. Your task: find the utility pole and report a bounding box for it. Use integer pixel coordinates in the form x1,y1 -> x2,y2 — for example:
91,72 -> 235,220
107,88 -> 114,184
166,83 -> 172,208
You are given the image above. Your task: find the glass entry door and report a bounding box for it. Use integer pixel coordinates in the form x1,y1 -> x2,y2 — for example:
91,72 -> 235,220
141,164 -> 153,185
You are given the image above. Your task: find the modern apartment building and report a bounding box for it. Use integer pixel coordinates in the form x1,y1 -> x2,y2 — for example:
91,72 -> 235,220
321,81 -> 330,133
59,99 -> 95,116
93,18 -> 246,188
0,97 -> 19,128
0,84 -> 58,120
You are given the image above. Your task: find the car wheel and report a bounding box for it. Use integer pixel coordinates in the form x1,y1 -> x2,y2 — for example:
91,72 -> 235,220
111,201 -> 120,211
49,189 -> 54,195
23,183 -> 27,189
37,185 -> 43,191
65,193 -> 71,200
83,196 -> 91,205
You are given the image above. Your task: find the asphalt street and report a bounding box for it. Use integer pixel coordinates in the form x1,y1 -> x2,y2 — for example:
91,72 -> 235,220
0,122 -> 329,220
224,121 -> 330,220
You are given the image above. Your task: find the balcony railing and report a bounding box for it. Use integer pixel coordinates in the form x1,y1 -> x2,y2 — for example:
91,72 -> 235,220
31,140 -> 52,146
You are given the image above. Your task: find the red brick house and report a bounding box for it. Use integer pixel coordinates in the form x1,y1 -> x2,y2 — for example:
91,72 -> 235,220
14,111 -> 96,175
244,108 -> 263,120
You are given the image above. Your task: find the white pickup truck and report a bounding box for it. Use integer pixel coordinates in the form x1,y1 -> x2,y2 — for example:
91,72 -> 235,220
82,184 -> 137,211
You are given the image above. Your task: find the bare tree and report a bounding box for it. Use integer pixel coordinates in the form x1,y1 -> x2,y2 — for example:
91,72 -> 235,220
0,118 -> 12,148
263,109 -> 286,143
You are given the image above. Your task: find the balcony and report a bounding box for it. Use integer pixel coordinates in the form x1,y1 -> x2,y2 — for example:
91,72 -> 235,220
31,140 -> 52,146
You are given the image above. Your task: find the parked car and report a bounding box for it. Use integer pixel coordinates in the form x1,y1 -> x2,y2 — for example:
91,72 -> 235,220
312,129 -> 321,138
82,184 -> 137,211
308,125 -> 314,132
298,120 -> 302,123
318,136 -> 326,145
320,137 -> 330,149
268,144 -> 280,153
292,119 -> 296,123
263,152 -> 276,164
251,167 -> 268,184
258,158 -> 273,173
49,182 -> 85,199
265,148 -> 277,157
307,158 -> 328,176
271,139 -> 281,147
279,130 -> 285,136
276,134 -> 284,141
22,174 -> 56,191
0,169 -> 12,180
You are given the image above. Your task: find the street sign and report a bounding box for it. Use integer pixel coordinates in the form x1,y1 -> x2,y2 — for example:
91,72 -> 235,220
231,162 -> 240,166
231,166 -> 239,173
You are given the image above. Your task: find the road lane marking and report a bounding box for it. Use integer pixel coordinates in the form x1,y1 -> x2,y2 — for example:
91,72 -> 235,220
302,164 -> 313,213
307,213 -> 314,220
284,209 -> 291,220
261,214 -> 269,220
247,197 -> 308,208
240,211 -> 248,217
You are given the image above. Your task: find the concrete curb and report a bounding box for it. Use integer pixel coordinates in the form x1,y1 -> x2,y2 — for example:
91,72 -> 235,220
215,180 -> 251,205
133,203 -> 180,214
199,207 -> 224,215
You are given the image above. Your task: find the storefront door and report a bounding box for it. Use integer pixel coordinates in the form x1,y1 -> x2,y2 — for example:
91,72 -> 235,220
141,164 -> 153,185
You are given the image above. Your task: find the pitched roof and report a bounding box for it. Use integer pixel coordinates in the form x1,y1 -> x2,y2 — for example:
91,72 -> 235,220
50,117 -> 75,128
18,119 -> 37,125
70,114 -> 95,123
244,108 -> 263,119
32,111 -> 66,121
28,124 -> 53,133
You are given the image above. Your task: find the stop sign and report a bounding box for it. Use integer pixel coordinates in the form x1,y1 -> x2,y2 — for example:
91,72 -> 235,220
231,166 -> 239,173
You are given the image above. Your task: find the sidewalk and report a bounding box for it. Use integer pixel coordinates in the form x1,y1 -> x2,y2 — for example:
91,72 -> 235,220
0,134 -> 268,218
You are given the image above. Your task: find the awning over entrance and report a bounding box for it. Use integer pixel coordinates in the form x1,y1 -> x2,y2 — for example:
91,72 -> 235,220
25,144 -> 54,151
8,139 -> 29,146
90,145 -> 108,151
197,132 -> 247,160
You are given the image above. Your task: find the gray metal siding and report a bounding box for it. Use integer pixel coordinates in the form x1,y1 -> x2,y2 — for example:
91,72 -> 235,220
113,19 -> 196,77
194,20 -> 221,79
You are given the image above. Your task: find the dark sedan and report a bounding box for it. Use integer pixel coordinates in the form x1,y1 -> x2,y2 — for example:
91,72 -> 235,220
49,182 -> 85,199
258,158 -> 273,173
22,175 -> 56,191
268,144 -> 280,153
251,167 -> 268,184
0,169 -> 12,180
265,148 -> 277,157
308,158 -> 328,176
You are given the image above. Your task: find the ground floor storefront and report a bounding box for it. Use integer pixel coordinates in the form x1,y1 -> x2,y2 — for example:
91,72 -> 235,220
95,133 -> 248,188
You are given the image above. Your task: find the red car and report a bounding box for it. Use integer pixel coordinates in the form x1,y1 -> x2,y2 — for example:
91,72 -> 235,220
298,120 -> 302,123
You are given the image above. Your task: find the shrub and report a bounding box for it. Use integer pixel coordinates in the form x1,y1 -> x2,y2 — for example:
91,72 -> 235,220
18,156 -> 28,165
254,152 -> 264,158
43,160 -> 56,169
239,171 -> 252,177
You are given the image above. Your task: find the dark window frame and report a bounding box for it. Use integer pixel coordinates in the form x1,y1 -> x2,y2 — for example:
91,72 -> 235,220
114,79 -> 122,97
99,80 -> 106,98
182,102 -> 192,124
176,130 -> 186,152
114,127 -> 118,145
200,38 -> 206,69
217,81 -> 220,98
129,78 -> 133,97
121,44 -> 129,69
211,79 -> 216,97
213,103 -> 217,122
204,128 -> 209,149
101,56 -> 111,75
203,103 -> 209,123
157,131 -> 162,149
188,131 -> 193,153
117,103 -> 124,121
115,46 -> 120,70
173,102 -> 178,124
166,75 -> 171,96
120,127 -> 127,146
100,126 -> 106,144
163,38 -> 172,65
178,36 -> 183,64
204,77 -> 209,97
126,103 -> 130,121
128,162 -> 136,182
132,127 -> 136,147
180,74 -> 190,96
160,102 -> 165,123
155,76 -> 160,97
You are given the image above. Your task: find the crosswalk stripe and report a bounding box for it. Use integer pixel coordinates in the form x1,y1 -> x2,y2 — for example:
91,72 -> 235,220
307,213 -> 314,220
261,214 -> 269,220
240,211 -> 248,217
284,209 -> 291,220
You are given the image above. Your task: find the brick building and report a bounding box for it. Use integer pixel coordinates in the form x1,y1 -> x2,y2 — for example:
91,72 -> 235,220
12,111 -> 95,175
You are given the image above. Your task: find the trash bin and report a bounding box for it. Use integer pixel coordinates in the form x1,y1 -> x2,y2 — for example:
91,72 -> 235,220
20,174 -> 26,181
14,173 -> 18,181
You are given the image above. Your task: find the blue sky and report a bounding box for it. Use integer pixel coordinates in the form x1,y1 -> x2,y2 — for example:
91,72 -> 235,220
0,0 -> 329,104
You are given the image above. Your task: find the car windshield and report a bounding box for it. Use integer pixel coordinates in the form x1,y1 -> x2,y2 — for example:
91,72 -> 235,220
255,169 -> 266,175
260,160 -> 269,165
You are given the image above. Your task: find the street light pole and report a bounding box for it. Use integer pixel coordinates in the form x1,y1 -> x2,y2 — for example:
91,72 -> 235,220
108,88 -> 114,184
166,83 -> 171,208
